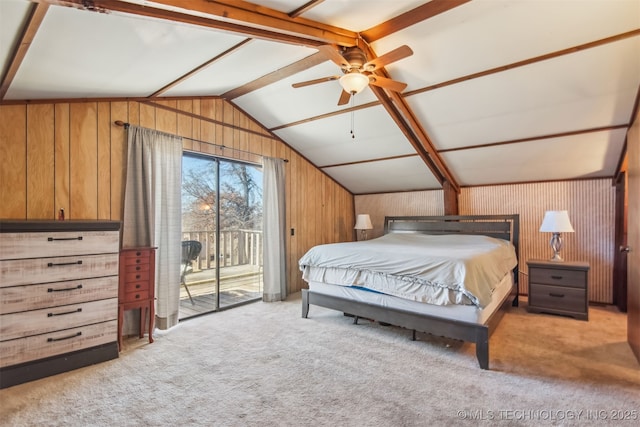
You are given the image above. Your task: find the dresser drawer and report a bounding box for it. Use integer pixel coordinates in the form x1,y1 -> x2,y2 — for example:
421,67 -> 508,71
0,276 -> 118,314
0,319 -> 117,368
529,267 -> 587,289
121,250 -> 151,265
124,262 -> 151,275
122,280 -> 150,294
0,253 -> 118,288
0,230 -> 119,260
122,270 -> 150,284
0,298 -> 117,341
122,290 -> 151,303
529,283 -> 586,313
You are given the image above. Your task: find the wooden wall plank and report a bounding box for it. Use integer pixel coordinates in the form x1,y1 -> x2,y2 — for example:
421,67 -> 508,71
3,98 -> 355,296
69,103 -> 98,219
139,103 -> 155,129
156,100 -> 177,134
110,102 -> 128,220
97,102 -> 111,220
26,104 -> 55,219
0,105 -> 27,218
54,104 -> 70,219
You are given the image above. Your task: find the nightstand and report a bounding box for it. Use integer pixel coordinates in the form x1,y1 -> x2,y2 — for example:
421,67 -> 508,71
118,247 -> 156,350
527,260 -> 589,320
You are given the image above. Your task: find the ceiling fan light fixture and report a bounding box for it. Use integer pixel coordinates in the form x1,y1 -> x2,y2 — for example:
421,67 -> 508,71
339,72 -> 369,94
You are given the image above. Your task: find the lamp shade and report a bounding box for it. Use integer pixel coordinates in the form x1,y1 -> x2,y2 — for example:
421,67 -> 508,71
339,72 -> 369,94
354,214 -> 373,230
539,210 -> 574,233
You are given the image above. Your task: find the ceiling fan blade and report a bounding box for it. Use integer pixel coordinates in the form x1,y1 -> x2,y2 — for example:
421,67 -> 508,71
367,75 -> 407,93
337,90 -> 351,106
317,45 -> 350,69
292,76 -> 339,88
363,45 -> 413,71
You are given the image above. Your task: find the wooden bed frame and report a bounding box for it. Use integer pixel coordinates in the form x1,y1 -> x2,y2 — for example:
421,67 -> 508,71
301,214 -> 520,370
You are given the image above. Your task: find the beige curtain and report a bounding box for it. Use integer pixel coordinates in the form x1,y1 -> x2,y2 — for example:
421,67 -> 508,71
262,157 -> 287,302
122,126 -> 183,330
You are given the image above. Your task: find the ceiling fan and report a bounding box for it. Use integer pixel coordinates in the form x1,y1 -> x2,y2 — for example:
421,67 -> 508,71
292,44 -> 413,105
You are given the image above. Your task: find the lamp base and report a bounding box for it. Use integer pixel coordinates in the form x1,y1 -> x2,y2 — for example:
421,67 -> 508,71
549,253 -> 564,262
549,232 -> 564,262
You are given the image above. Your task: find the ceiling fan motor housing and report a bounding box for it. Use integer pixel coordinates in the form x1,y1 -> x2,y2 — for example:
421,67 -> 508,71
342,47 -> 367,71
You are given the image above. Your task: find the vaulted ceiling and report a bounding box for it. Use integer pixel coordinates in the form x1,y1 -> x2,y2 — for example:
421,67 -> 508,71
2,0 -> 639,194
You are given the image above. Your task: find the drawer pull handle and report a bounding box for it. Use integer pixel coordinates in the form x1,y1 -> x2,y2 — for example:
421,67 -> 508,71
136,259 -> 141,264
551,275 -> 563,280
136,284 -> 141,289
136,266 -> 141,271
47,331 -> 82,342
549,293 -> 565,298
48,308 -> 82,317
48,284 -> 83,292
48,260 -> 83,267
48,236 -> 83,242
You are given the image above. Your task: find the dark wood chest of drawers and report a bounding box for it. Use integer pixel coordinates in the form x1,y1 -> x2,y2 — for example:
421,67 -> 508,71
118,247 -> 156,350
527,260 -> 590,320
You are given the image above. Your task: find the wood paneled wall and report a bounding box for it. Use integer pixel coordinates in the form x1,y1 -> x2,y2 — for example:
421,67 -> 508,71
0,99 -> 354,294
355,179 -> 616,304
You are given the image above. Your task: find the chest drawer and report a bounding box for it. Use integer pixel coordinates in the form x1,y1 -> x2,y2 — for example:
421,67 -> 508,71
0,298 -> 118,341
0,319 -> 117,368
0,276 -> 118,314
529,267 -> 587,288
0,230 -> 119,260
529,283 -> 586,313
0,253 -> 118,288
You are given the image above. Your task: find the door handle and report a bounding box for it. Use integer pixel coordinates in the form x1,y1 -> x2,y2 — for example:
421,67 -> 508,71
619,246 -> 631,253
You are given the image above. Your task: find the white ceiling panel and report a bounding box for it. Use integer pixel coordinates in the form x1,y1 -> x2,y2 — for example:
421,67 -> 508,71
0,0 -> 31,75
373,0 -> 640,91
1,0 -> 637,193
234,60 -> 378,129
442,128 -> 627,186
164,39 -> 316,97
6,5 -> 250,99
324,156 -> 441,194
407,38 -> 640,150
300,0 -> 421,32
274,105 -> 417,166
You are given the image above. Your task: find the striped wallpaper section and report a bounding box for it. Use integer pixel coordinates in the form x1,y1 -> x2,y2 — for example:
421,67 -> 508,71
355,179 -> 616,303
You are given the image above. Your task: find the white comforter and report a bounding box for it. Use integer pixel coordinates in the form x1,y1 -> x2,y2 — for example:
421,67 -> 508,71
298,233 -> 518,308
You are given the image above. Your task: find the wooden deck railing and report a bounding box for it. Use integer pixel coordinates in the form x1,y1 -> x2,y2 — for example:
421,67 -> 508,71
182,229 -> 262,271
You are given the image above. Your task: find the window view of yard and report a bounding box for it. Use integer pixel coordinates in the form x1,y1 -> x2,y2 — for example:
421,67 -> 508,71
180,154 -> 263,319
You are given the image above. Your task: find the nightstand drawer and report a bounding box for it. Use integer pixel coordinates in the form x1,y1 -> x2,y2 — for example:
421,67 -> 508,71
529,267 -> 587,288
529,283 -> 586,314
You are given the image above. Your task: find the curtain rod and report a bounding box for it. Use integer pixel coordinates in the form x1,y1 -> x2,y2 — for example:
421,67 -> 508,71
114,120 -> 288,163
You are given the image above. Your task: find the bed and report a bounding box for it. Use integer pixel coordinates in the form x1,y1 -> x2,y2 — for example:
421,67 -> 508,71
299,214 -> 520,370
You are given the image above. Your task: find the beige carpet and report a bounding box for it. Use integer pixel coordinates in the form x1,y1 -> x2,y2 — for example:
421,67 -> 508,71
1,294 -> 638,426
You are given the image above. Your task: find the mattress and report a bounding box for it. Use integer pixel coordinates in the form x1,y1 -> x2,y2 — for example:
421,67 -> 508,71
307,272 -> 514,325
299,233 -> 518,308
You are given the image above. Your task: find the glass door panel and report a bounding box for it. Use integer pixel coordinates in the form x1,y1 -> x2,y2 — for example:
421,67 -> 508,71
218,161 -> 263,309
179,153 -> 263,319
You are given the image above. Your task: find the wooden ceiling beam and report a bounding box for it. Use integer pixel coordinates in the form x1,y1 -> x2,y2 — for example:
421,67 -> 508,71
223,51 -> 327,99
288,0 -> 325,19
34,0 -> 357,47
360,44 -> 460,192
0,2 -> 49,100
149,0 -> 357,46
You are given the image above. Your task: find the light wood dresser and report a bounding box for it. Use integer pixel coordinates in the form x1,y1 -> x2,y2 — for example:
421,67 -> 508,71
0,220 -> 121,389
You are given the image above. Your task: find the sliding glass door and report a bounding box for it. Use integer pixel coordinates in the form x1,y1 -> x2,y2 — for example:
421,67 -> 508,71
180,153 -> 263,319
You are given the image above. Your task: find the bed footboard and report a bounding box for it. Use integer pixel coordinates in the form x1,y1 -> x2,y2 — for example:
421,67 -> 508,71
301,288 -> 514,370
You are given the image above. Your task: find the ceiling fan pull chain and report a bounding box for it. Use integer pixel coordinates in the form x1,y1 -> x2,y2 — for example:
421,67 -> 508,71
351,94 -> 355,139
